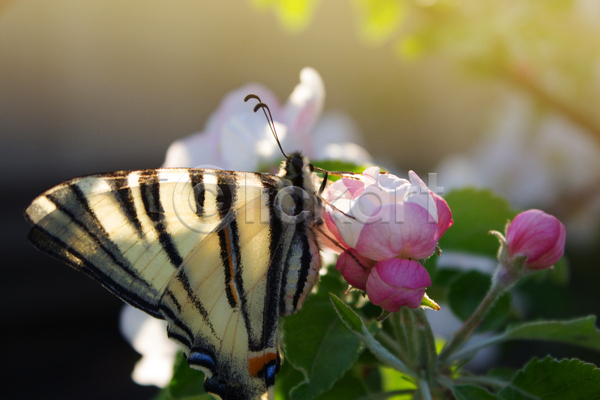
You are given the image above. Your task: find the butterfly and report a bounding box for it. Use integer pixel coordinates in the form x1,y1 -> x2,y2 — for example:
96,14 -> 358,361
24,95 -> 333,400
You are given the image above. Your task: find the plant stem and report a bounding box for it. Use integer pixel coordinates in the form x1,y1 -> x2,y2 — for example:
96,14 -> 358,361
402,307 -> 418,368
438,276 -> 508,366
377,330 -> 407,363
413,308 -> 438,377
419,377 -> 433,400
391,312 -> 410,363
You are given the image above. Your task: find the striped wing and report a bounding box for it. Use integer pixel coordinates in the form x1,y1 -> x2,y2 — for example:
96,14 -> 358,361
25,168 -> 322,400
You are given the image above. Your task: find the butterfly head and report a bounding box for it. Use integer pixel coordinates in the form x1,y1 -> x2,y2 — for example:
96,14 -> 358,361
282,151 -> 313,179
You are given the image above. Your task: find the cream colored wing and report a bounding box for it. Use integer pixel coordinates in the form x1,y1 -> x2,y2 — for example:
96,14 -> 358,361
25,167 -> 323,400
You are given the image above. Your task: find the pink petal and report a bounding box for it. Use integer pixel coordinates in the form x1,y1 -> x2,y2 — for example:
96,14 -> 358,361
207,84 -> 281,133
324,177 -> 364,203
283,67 -> 325,152
431,191 -> 453,238
321,212 -> 349,253
355,202 -> 439,261
336,249 -> 375,290
366,259 -> 431,311
506,209 -> 566,270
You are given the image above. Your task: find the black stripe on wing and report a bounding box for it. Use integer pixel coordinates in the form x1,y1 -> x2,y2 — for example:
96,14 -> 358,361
256,179 -> 286,353
28,225 -> 162,318
189,170 -> 205,218
46,185 -> 146,285
216,174 -> 241,309
139,170 -> 184,268
109,171 -> 145,238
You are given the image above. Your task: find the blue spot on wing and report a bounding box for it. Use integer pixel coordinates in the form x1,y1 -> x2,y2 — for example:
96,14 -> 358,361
266,363 -> 277,383
188,351 -> 216,370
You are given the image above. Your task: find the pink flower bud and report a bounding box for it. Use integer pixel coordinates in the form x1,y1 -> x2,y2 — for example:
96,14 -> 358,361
506,209 -> 566,270
335,249 -> 375,290
366,259 -> 431,311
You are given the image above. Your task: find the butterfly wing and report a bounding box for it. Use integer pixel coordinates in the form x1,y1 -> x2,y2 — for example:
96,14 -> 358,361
160,189 -> 297,399
25,167 -> 321,400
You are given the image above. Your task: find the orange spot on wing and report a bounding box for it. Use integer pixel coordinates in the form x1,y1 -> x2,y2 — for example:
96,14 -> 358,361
248,352 -> 278,376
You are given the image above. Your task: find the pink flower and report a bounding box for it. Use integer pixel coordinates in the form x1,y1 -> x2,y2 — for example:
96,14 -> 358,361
163,67 -> 371,170
506,209 -> 566,270
366,259 -> 431,311
324,167 -> 453,261
335,249 -> 375,291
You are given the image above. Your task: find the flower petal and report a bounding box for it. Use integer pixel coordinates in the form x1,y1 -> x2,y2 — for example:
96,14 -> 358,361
282,67 -> 325,153
432,192 -> 453,238
355,202 -> 439,260
336,249 -> 374,290
366,259 -> 431,311
407,170 -> 437,223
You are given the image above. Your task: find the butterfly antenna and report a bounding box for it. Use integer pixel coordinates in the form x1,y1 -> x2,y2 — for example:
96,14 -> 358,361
244,94 -> 288,159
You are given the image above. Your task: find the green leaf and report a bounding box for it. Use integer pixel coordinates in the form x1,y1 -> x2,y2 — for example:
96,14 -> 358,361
447,270 -> 512,332
330,293 -> 363,333
275,361 -> 306,400
438,188 -> 517,256
329,294 -> 416,380
455,316 -> 600,360
451,385 -> 497,400
168,352 -> 212,400
311,159 -> 371,182
313,368 -> 369,400
282,291 -> 368,400
497,357 -> 600,400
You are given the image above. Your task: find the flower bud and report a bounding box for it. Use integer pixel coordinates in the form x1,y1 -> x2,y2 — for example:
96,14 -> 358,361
366,258 -> 431,311
506,209 -> 566,270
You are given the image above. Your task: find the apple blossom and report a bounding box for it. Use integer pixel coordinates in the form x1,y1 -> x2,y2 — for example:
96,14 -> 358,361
324,167 -> 453,261
163,67 -> 371,171
366,259 -> 432,311
505,209 -> 566,270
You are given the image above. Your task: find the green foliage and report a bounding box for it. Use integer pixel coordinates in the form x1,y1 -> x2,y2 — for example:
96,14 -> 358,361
497,357 -> 600,400
167,353 -> 210,400
450,385 -> 497,400
438,188 -> 517,256
281,275 -> 370,400
311,159 -> 371,182
454,316 -> 600,360
447,270 -> 512,332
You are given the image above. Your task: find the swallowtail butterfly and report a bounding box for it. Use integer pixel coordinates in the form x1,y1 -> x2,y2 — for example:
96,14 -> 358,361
24,95 -> 332,400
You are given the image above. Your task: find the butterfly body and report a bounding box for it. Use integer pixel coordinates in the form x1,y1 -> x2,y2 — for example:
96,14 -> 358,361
25,152 -> 323,400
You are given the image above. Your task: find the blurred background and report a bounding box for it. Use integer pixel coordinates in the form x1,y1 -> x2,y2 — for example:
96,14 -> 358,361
2,1 -> 600,399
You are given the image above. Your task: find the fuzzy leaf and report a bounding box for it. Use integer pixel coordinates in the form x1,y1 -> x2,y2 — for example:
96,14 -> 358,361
455,316 -> 600,360
497,357 -> 600,400
283,288 -> 367,400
